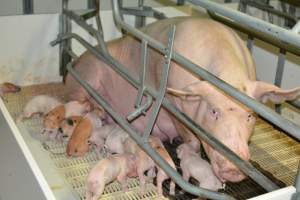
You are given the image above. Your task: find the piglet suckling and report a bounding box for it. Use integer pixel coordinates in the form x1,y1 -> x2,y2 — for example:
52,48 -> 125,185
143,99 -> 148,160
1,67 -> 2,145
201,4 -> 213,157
124,136 -> 175,197
0,82 -> 21,97
176,143 -> 223,191
85,153 -> 137,200
66,111 -> 103,156
17,95 -> 62,122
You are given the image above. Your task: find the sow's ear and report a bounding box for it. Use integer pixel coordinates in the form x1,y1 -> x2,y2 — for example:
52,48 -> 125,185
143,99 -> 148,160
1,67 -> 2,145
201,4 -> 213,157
167,81 -> 213,99
246,81 -> 300,104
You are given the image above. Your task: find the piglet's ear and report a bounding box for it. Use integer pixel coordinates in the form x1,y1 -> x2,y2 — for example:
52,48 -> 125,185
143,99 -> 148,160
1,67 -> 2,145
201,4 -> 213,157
246,81 -> 300,104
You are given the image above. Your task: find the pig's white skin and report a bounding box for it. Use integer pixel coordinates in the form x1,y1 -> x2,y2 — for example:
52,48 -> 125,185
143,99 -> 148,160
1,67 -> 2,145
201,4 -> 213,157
124,136 -> 175,197
64,101 -> 90,118
177,143 -> 222,191
66,17 -> 300,182
104,125 -> 129,154
18,95 -> 62,121
88,124 -> 116,156
85,153 -> 137,200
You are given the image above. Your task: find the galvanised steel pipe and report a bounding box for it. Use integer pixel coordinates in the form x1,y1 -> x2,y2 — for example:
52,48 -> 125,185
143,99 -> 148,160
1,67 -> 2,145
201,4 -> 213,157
51,32 -> 279,191
63,9 -> 108,54
66,63 -> 235,200
187,0 -> 300,49
111,0 -> 300,142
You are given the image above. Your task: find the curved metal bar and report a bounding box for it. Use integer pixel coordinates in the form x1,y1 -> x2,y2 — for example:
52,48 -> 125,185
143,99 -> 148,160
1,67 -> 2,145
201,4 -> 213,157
111,0 -> 300,142
50,32 -> 279,192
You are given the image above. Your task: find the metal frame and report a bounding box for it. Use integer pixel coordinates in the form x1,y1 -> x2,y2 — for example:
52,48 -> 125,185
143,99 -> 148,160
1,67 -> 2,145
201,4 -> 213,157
23,0 -> 33,14
52,0 -> 300,199
238,0 -> 298,27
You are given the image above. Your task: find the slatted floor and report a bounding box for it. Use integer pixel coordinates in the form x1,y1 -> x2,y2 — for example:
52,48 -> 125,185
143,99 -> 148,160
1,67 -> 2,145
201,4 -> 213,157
2,82 -> 300,200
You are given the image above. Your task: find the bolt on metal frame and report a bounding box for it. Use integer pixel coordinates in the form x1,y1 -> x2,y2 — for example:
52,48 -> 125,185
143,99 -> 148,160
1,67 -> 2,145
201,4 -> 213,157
52,0 -> 300,199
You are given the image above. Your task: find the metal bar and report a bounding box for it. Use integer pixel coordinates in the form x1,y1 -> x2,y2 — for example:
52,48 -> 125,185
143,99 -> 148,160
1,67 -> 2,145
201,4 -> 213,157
66,49 -> 78,60
135,0 -> 146,28
66,63 -> 234,200
208,11 -> 300,57
120,7 -> 167,19
247,35 -> 254,53
274,49 -> 286,113
112,0 -> 300,141
73,9 -> 98,20
135,40 -> 147,107
207,11 -> 300,111
23,0 -> 33,14
59,0 -> 72,77
187,0 -> 300,51
292,161 -> 300,200
51,32 -> 279,192
127,94 -> 153,122
87,0 -> 95,9
127,41 -> 152,122
63,9 -> 108,55
177,0 -> 185,5
94,0 -> 106,51
241,0 -> 296,23
142,25 -> 175,141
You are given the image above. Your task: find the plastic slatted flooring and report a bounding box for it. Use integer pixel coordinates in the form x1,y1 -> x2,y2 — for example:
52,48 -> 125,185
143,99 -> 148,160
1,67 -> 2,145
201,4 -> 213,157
3,82 -> 300,200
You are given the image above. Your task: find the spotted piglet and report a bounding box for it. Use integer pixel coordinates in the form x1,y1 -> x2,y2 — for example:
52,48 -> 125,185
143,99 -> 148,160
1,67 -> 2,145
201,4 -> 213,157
42,100 -> 91,140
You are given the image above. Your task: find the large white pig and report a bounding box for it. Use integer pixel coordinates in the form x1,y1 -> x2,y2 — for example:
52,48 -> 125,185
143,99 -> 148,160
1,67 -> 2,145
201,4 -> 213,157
65,17 -> 300,182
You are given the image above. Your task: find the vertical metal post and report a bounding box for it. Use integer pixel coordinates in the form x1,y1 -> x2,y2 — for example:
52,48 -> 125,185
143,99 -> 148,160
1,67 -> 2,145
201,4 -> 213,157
117,0 -> 126,35
292,161 -> 300,200
238,0 -> 247,13
23,0 -> 33,14
177,0 -> 185,5
87,0 -> 95,9
247,35 -> 254,53
135,0 -> 146,28
60,0 -> 72,78
274,49 -> 286,113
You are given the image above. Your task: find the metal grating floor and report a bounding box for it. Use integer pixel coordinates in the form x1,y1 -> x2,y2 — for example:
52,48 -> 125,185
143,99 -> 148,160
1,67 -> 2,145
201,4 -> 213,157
2,82 -> 300,200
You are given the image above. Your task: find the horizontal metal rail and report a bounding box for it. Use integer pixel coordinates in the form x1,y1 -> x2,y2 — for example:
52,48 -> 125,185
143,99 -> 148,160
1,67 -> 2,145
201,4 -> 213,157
240,0 -> 297,23
187,0 -> 300,53
206,11 -> 300,111
51,31 -> 279,193
112,0 -> 300,141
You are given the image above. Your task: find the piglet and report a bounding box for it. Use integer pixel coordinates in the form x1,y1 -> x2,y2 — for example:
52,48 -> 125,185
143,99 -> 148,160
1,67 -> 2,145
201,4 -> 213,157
42,100 -> 91,139
58,116 -> 82,140
88,125 -> 114,155
103,124 -> 129,154
17,95 -> 62,122
85,153 -> 137,200
0,82 -> 21,97
66,111 -> 103,156
176,143 -> 223,191
124,136 -> 176,197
